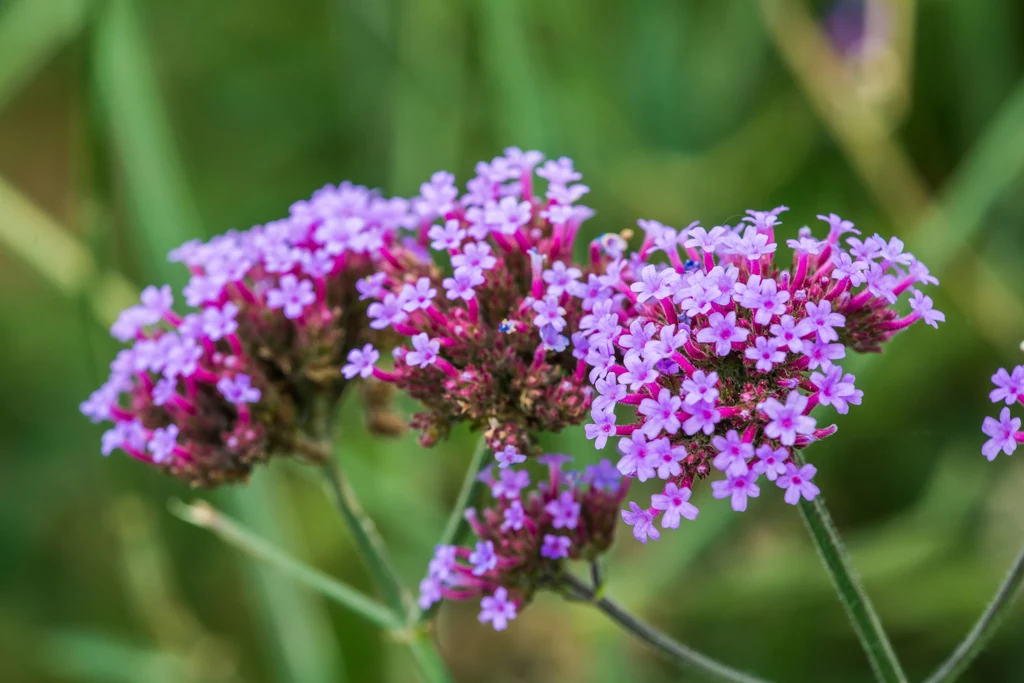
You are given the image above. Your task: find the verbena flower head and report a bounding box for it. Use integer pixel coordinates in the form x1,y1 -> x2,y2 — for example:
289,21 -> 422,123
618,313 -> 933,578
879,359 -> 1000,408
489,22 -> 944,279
571,210 -> 940,541
982,359 -> 1024,461
80,182 -> 416,486
417,455 -> 628,630
342,149 -> 601,452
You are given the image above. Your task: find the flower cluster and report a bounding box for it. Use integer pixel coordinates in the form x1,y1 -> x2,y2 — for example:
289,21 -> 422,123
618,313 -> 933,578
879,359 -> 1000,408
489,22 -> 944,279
982,361 -> 1024,461
417,455 -> 628,630
79,182 -> 417,485
341,149 -> 600,451
571,209 -> 941,541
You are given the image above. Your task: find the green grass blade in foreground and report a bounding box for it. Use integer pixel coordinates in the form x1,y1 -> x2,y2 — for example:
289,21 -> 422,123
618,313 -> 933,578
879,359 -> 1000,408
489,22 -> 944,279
793,451 -> 907,683
170,498 -> 401,631
416,434 -> 489,622
924,542 -> 1024,683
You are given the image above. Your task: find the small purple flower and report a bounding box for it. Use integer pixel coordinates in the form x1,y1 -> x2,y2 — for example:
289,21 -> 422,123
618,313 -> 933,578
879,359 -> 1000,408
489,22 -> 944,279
418,577 -> 442,610
406,334 -> 441,368
803,337 -> 846,370
683,401 -> 721,436
501,500 -> 526,531
217,374 -> 262,404
621,352 -> 658,390
148,424 -> 180,463
697,312 -> 749,356
585,409 -> 617,449
537,157 -> 582,186
800,300 -> 845,343
619,319 -> 657,351
428,545 -> 457,580
631,265 -> 677,303
442,266 -> 484,301
478,587 -> 517,631
644,324 -> 689,360
682,370 -> 719,406
777,462 -> 821,504
342,344 -> 380,379
545,491 -> 581,529
982,407 -> 1021,461
712,430 -> 755,477
585,459 -> 623,492
543,261 -> 583,297
622,501 -> 660,543
400,277 -> 438,312
760,391 -> 816,446
452,241 -> 497,271
651,438 -> 686,479
831,252 -> 868,286
532,294 -> 567,331
140,285 -> 174,321
267,274 -> 316,320
593,372 -> 627,412
356,272 -> 387,300
495,445 -> 527,469
651,482 -> 699,528
811,365 -> 863,414
817,212 -> 859,238
909,290 -> 944,329
428,219 -> 466,251
491,468 -> 530,499
684,225 -> 729,253
638,388 -> 683,437
201,303 -> 239,341
753,445 -> 789,481
711,471 -> 760,512
541,534 -> 572,560
368,293 -> 408,329
770,315 -> 807,354
745,336 -> 786,372
469,540 -> 498,575
990,366 -> 1024,405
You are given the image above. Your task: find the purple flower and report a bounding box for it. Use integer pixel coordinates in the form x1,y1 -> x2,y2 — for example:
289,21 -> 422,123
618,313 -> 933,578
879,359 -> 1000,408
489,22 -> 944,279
909,290 -> 944,329
266,274 -> 315,320
469,540 -> 498,575
737,277 -> 789,324
631,265 -> 677,303
491,468 -> 530,499
877,235 -> 915,266
428,545 -> 457,580
622,502 -> 660,543
684,225 -> 729,253
545,491 -> 581,529
711,471 -> 760,512
301,248 -> 335,278
140,285 -> 174,321
442,266 -> 484,301
619,319 -> 657,351
400,277 -> 438,312
990,366 -> 1024,405
478,587 -> 517,631
712,430 -> 754,477
543,261 -> 583,297
406,334 -> 440,368
770,315 -> 807,354
201,303 -> 239,341
414,171 -> 458,219
501,500 -> 526,531
760,391 -> 816,446
452,241 -> 497,271
817,212 -> 859,237
811,366 -> 863,414
682,370 -> 719,406
532,295 -> 567,331
697,312 -> 749,356
593,372 -> 627,412
683,401 -> 721,436
495,445 -> 527,469
800,301 -> 845,343
777,462 -> 820,504
585,408 -> 617,449
537,157 -> 582,186
803,337 -> 846,370
982,407 -> 1021,461
651,482 -> 699,528
428,219 -> 466,251
217,374 -> 262,404
148,424 -> 180,463
541,534 -> 572,560
356,272 -> 387,301
418,577 -> 442,610
734,231 -> 777,260
101,419 -> 146,456
644,324 -> 689,361
651,438 -> 686,479
745,336 -> 786,372
342,344 -> 380,379
753,445 -> 789,481
183,274 -> 225,308
621,353 -> 658,390
638,388 -> 683,437
831,252 -> 868,286
484,197 -> 531,234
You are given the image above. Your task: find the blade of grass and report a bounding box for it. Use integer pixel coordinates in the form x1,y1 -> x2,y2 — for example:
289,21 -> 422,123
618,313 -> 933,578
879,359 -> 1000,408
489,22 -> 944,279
171,497 -> 401,632
0,0 -> 87,112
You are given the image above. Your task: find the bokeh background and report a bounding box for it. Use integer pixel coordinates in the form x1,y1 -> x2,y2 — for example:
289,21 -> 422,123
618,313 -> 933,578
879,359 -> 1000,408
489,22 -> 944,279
2,0 -> 1024,681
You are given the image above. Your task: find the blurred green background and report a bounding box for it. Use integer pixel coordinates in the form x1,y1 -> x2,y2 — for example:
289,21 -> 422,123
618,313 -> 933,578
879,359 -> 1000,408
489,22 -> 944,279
2,0 -> 1024,681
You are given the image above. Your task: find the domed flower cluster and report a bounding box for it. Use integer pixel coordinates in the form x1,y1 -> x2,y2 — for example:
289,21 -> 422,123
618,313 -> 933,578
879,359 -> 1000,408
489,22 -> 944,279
341,149 -> 602,451
571,209 -> 942,542
417,454 -> 627,630
79,182 -> 417,486
982,361 -> 1024,461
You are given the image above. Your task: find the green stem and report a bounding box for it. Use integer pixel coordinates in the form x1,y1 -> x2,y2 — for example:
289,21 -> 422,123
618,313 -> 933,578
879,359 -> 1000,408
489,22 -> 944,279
560,574 -> 768,683
923,542 -> 1024,683
792,451 -> 907,683
169,499 -> 401,631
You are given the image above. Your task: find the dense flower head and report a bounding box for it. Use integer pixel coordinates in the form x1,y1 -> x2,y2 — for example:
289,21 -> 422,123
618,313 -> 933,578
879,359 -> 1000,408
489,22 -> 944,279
417,455 -> 628,630
343,149 -> 601,451
571,209 -> 940,541
80,182 -> 416,486
982,360 -> 1024,461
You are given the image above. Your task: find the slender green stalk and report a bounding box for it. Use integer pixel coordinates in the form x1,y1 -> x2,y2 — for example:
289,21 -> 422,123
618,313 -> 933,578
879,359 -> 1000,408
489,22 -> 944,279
560,574 -> 769,683
169,499 -> 401,631
923,542 -> 1024,683
321,459 -> 412,616
792,452 -> 907,683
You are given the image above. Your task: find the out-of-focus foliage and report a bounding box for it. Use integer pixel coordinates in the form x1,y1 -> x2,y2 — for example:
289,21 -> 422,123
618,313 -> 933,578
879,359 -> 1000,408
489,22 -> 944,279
1,0 -> 1023,681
